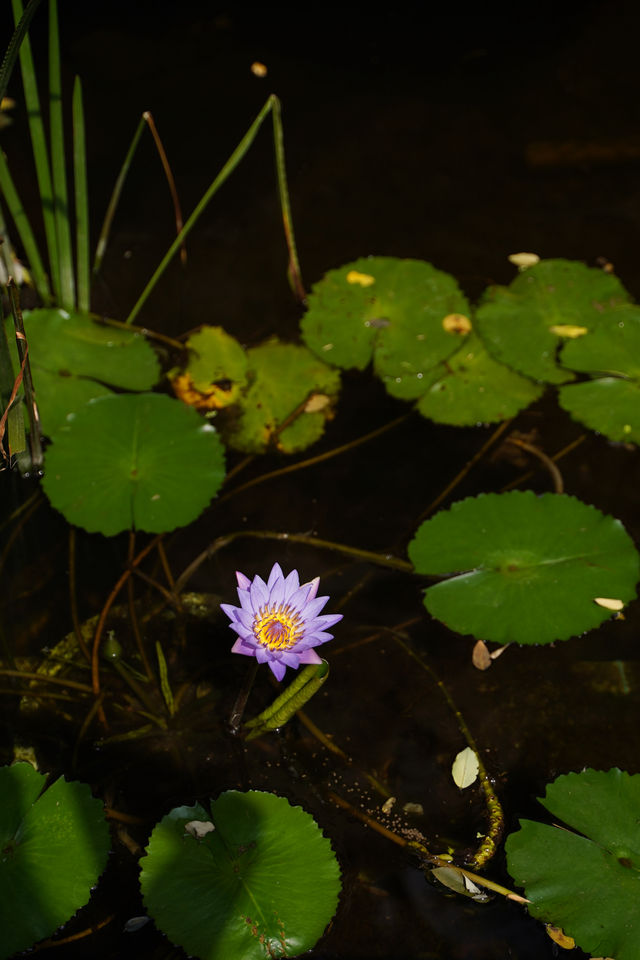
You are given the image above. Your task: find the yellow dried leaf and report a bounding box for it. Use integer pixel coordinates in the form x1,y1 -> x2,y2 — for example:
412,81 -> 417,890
545,924 -> 575,949
549,324 -> 588,338
381,797 -> 396,814
508,252 -> 540,269
442,313 -> 472,335
250,61 -> 268,77
451,746 -> 479,789
594,597 -> 624,611
346,270 -> 375,287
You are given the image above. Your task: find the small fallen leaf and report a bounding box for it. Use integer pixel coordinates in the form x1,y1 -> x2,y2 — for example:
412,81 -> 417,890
304,393 -> 331,413
451,746 -> 479,789
381,797 -> 396,814
431,866 -> 490,901
402,802 -> 424,815
508,252 -> 540,269
472,639 -> 492,670
594,597 -> 624,611
346,270 -> 375,287
545,924 -> 576,949
250,62 -> 268,77
184,820 -> 215,839
442,313 -> 472,335
549,324 -> 588,338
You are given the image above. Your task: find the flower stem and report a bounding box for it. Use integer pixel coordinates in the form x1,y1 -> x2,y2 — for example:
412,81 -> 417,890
228,661 -> 259,735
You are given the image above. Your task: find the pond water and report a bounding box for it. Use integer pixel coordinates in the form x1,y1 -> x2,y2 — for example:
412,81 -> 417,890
1,3 -> 640,958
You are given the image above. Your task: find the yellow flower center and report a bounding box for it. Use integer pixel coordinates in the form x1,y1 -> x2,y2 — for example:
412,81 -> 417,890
254,604 -> 302,651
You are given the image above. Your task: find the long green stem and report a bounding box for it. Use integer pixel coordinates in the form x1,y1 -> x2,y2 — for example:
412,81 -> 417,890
7,281 -> 42,470
48,0 -> 74,310
271,96 -> 304,300
72,76 -> 89,311
11,0 -> 60,302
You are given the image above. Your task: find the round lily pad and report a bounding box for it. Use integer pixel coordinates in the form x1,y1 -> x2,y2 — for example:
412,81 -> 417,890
506,769 -> 640,960
140,790 -> 341,960
170,325 -> 249,411
408,491 -> 639,644
0,762 -> 110,960
301,257 -> 471,389
223,339 -> 341,454
413,334 -> 543,426
12,309 -> 160,434
42,393 -> 226,536
475,259 -> 631,384
558,305 -> 640,444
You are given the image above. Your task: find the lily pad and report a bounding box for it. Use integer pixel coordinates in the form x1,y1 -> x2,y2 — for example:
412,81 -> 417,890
0,762 -> 110,960
408,491 -> 639,644
223,339 -> 341,454
475,259 -> 631,384
10,308 -> 160,434
558,305 -> 640,444
413,334 -> 543,426
506,769 -> 640,960
140,790 -> 341,960
301,257 -> 471,389
170,325 -> 249,411
42,393 -> 225,536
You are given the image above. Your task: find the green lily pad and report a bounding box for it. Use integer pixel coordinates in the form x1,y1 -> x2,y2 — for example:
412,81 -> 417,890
42,393 -> 225,536
301,258 -> 471,389
170,325 -> 249,410
140,790 -> 341,960
0,762 -> 110,960
506,769 -> 640,960
413,334 -> 543,426
558,305 -> 640,444
408,491 -> 639,644
475,259 -> 631,384
11,309 -> 160,434
224,339 -> 341,454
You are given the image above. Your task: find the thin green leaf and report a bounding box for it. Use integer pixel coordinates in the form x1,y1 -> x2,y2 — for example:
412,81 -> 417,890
72,76 -> 89,312
0,166 -> 50,300
11,0 -> 60,302
155,641 -> 175,717
93,115 -> 145,276
126,95 -> 275,325
48,0 -> 74,309
0,0 -> 44,105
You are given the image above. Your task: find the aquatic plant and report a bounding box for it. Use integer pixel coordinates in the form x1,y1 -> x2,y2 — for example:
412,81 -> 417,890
221,562 -> 342,681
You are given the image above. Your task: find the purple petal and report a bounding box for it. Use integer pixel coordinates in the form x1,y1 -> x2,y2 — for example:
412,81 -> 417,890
250,576 -> 269,611
266,563 -> 284,589
300,595 -> 330,621
229,622 -> 252,639
269,660 -> 287,682
235,608 -> 255,630
303,577 -> 320,601
282,568 -> 300,599
279,651 -> 301,667
254,647 -> 270,664
305,612 -> 343,632
268,576 -> 285,607
298,648 -> 323,665
220,602 -> 239,621
236,571 -> 251,590
286,583 -> 313,612
231,637 -> 255,656
238,590 -> 255,613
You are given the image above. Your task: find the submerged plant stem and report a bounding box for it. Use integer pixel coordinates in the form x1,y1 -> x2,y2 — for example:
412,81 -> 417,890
68,528 -> 90,665
228,661 -> 259,734
393,632 -> 504,869
506,437 -> 564,493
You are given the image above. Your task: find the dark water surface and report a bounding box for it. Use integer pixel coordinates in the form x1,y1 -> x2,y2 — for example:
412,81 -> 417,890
2,3 -> 640,958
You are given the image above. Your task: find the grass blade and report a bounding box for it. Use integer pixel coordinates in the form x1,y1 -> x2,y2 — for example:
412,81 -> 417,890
0,0 -> 44,106
0,154 -> 51,298
72,75 -> 89,311
48,0 -> 74,309
125,95 -> 275,325
11,0 -> 60,303
93,114 -> 145,277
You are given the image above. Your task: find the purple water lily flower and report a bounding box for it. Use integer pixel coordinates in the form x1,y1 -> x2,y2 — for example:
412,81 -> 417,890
221,562 -> 343,682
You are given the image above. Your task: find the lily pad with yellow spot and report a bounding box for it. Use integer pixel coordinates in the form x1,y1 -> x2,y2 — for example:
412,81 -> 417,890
301,257 -> 471,385
169,325 -> 248,411
475,259 -> 631,384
